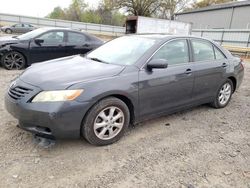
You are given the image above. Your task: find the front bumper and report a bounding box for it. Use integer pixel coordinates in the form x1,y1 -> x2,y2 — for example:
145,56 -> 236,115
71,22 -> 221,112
5,80 -> 92,139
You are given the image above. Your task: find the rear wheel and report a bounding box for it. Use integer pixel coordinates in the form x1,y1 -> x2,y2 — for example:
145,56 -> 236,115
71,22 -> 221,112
5,29 -> 12,34
82,97 -> 130,146
211,79 -> 233,108
1,51 -> 26,70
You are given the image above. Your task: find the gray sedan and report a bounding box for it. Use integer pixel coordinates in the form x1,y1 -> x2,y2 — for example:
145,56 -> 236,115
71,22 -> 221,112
5,35 -> 244,146
1,23 -> 36,34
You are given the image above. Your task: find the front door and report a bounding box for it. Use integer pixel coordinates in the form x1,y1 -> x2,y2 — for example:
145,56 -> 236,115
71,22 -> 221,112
29,31 -> 66,63
139,39 -> 195,118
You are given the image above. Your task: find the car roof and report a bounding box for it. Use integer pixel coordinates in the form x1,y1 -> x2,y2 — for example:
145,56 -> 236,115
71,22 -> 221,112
38,27 -> 75,31
126,34 -> 212,42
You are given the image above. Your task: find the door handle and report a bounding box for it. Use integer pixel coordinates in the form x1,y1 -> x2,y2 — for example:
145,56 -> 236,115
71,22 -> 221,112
222,63 -> 228,68
184,68 -> 192,75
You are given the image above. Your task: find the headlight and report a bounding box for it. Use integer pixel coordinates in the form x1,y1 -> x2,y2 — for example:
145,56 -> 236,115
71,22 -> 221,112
32,89 -> 83,102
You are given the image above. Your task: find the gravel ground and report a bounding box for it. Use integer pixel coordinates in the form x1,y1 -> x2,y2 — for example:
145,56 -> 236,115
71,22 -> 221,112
0,60 -> 250,188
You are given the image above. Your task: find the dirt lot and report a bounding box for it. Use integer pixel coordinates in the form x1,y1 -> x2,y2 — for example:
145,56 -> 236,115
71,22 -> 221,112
0,61 -> 249,188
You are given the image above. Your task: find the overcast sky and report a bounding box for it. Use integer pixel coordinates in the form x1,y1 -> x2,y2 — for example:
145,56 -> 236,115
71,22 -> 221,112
0,0 -> 100,17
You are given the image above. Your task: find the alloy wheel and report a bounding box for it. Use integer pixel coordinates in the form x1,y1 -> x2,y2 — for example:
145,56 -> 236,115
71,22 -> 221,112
218,82 -> 232,105
94,106 -> 125,140
3,52 -> 25,70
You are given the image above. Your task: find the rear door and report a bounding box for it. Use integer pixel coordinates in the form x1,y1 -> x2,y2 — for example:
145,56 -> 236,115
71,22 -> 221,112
65,31 -> 93,56
23,24 -> 33,33
190,38 -> 228,101
139,39 -> 195,118
29,30 -> 66,63
12,24 -> 23,33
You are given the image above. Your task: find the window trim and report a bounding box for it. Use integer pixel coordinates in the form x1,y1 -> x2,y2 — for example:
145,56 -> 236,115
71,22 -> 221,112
141,38 -> 191,70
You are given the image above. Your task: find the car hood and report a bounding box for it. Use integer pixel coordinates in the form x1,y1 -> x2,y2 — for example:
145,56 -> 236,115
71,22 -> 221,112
0,36 -> 19,46
19,55 -> 125,90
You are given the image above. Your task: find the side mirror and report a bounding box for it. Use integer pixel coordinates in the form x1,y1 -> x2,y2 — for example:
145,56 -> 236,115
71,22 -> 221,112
147,59 -> 168,70
34,38 -> 44,45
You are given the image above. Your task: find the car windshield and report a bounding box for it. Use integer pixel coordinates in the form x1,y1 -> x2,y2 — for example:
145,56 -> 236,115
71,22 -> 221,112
16,28 -> 47,40
86,36 -> 156,65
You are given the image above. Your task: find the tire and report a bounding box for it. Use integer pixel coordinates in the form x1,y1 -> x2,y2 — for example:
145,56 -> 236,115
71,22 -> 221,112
211,79 -> 233,109
82,97 -> 130,146
5,29 -> 12,34
1,51 -> 26,70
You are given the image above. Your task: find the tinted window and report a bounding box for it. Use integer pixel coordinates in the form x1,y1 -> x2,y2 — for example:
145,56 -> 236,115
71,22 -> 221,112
214,46 -> 226,60
192,39 -> 215,61
39,31 -> 64,44
68,32 -> 86,45
152,39 -> 189,65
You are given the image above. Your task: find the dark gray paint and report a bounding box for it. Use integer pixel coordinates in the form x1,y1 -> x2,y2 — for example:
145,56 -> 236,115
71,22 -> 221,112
5,35 -> 244,139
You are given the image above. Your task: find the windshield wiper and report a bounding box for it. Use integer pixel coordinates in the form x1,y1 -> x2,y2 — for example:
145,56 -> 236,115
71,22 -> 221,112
89,57 -> 109,64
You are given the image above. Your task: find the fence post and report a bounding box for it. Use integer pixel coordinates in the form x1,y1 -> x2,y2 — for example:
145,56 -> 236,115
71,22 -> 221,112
221,30 -> 225,45
247,32 -> 250,47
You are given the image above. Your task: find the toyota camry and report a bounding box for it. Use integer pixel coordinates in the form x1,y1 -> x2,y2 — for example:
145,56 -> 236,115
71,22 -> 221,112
5,35 -> 244,146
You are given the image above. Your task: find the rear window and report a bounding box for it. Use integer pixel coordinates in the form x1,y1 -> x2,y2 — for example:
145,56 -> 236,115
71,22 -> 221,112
214,47 -> 226,60
191,39 -> 215,61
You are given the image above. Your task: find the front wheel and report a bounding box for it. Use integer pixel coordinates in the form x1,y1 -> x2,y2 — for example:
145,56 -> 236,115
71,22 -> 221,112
1,51 -> 26,70
211,79 -> 233,108
5,29 -> 12,34
82,97 -> 130,146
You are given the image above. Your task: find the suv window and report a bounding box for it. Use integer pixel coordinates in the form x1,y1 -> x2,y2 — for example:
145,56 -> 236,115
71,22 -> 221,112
214,47 -> 226,60
191,39 -> 215,61
152,39 -> 189,65
68,32 -> 86,45
39,31 -> 64,44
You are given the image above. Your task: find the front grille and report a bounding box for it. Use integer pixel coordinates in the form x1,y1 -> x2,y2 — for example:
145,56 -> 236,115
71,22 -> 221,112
8,86 -> 33,100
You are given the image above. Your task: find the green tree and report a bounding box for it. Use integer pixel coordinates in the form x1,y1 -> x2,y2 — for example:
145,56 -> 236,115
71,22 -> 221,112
112,0 -> 192,19
47,6 -> 66,19
113,0 -> 162,16
97,0 -> 125,26
66,0 -> 88,21
155,0 -> 192,20
82,10 -> 102,24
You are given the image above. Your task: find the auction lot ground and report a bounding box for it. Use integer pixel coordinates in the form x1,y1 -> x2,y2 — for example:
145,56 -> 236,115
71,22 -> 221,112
0,38 -> 250,187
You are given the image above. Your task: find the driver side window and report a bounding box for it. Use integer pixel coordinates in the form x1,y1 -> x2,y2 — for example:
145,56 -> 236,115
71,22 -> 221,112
39,31 -> 64,44
152,39 -> 189,65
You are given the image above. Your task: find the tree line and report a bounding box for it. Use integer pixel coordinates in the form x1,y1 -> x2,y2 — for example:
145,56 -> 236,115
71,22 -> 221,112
47,0 -> 237,26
